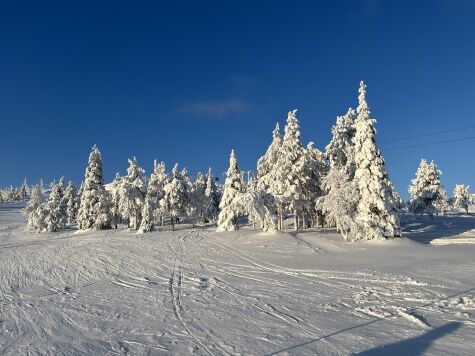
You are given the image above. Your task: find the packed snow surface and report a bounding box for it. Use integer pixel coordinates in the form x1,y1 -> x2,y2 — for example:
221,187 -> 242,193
1,203 -> 474,355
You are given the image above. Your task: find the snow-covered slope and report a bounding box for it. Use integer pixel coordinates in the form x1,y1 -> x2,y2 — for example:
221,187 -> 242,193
0,203 -> 474,355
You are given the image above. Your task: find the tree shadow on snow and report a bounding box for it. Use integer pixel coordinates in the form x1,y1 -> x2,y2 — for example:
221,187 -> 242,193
354,321 -> 462,356
401,213 -> 475,244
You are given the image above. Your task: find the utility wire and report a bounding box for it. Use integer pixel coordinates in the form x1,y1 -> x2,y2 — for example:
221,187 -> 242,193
380,124 -> 475,143
383,135 -> 475,152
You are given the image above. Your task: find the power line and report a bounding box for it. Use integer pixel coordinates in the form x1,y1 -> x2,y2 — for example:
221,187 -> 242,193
380,124 -> 475,143
383,135 -> 475,151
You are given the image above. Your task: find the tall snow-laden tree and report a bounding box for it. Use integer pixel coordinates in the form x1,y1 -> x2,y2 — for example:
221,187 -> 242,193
192,172 -> 207,223
151,161 -> 168,225
63,181 -> 79,224
453,184 -> 471,214
43,182 -> 67,232
204,167 -> 220,222
257,123 -> 282,191
325,108 -> 357,174
180,167 -> 195,221
317,108 -> 358,234
119,157 -> 147,230
109,173 -> 123,228
272,110 -> 309,231
139,160 -> 168,232
217,150 -> 243,231
20,178 -> 29,200
138,195 -> 155,233
353,81 -> 401,240
408,159 -> 445,219
77,145 -> 112,230
22,185 -> 43,217
302,141 -> 326,228
161,163 -> 189,230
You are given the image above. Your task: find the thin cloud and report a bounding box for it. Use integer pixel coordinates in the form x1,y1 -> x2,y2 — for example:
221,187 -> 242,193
173,98 -> 252,119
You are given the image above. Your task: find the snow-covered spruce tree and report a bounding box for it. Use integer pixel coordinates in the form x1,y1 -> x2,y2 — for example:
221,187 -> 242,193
63,181 -> 79,224
272,110 -> 309,231
408,159 -> 446,219
138,195 -> 155,233
43,181 -> 67,232
119,157 -> 147,230
204,167 -> 220,222
303,141 -> 326,228
77,145 -> 112,230
257,123 -> 282,191
353,81 -> 401,240
192,172 -> 207,223
180,167 -> 195,223
57,176 -> 67,198
317,168 -> 359,239
27,203 -> 49,232
139,160 -> 168,232
22,185 -> 43,217
317,108 -> 358,235
453,184 -> 471,214
217,150 -> 244,231
152,161 -> 168,225
161,163 -> 189,230
109,173 -> 123,228
20,178 -> 29,200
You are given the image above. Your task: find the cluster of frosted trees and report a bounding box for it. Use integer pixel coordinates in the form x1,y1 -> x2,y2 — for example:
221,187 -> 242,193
407,159 -> 471,217
0,180 -> 30,202
24,177 -> 79,232
25,145 -> 221,233
107,156 -> 220,232
217,82 -> 402,241
20,80 -> 473,239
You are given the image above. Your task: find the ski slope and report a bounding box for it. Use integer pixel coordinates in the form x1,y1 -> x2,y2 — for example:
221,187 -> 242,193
0,202 -> 474,355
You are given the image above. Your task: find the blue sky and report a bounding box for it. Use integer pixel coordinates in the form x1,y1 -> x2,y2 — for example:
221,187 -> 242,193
1,0 -> 474,199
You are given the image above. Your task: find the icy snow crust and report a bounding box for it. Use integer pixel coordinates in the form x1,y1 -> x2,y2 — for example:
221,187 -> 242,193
0,203 -> 474,355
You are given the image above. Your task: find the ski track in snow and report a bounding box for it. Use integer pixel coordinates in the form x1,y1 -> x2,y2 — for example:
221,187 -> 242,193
0,203 -> 474,355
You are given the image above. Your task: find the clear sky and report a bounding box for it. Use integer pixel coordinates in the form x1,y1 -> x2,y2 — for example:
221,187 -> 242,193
1,0 -> 474,199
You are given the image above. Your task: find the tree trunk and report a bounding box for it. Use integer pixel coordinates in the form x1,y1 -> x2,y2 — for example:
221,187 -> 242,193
294,210 -> 298,231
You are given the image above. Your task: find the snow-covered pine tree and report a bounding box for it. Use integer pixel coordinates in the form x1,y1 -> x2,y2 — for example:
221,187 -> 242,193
317,108 -> 358,235
180,167 -> 195,222
161,163 -> 189,230
77,145 -> 112,230
453,184 -> 471,214
63,181 -> 79,224
138,160 -> 167,232
119,157 -> 147,230
217,150 -> 243,231
43,181 -> 67,232
27,203 -> 49,232
257,123 -> 282,191
57,176 -> 67,198
151,161 -> 168,225
204,167 -> 220,222
302,141 -> 326,229
138,195 -> 154,233
109,173 -> 123,229
20,178 -> 29,200
23,184 -> 43,217
272,110 -> 309,231
353,81 -> 401,240
192,172 -> 207,223
325,108 -> 357,175
408,159 -> 445,219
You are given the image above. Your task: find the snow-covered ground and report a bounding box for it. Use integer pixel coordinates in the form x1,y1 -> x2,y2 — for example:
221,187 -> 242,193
1,203 -> 474,355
